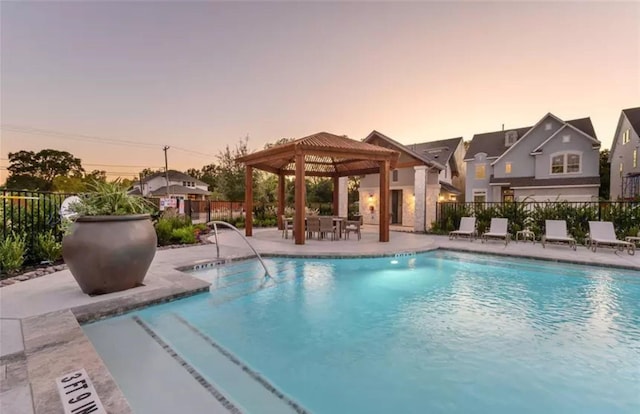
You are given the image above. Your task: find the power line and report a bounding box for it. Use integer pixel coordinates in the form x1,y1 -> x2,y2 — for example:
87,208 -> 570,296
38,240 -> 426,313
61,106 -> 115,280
0,124 -> 218,159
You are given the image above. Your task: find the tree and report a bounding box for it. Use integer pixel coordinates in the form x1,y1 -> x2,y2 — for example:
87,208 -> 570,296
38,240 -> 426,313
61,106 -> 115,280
6,149 -> 84,190
599,149 -> 611,200
139,168 -> 163,178
216,136 -> 255,201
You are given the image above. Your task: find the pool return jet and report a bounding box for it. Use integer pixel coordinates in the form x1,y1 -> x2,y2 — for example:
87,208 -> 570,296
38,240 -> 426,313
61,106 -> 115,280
207,220 -> 272,279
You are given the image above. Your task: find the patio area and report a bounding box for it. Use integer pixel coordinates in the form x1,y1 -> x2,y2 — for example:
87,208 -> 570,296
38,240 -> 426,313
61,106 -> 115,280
1,227 -> 639,414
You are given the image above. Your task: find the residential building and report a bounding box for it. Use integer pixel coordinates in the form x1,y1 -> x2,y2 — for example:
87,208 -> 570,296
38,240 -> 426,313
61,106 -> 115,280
129,170 -> 210,200
609,107 -> 640,200
464,113 -> 600,202
359,131 -> 466,231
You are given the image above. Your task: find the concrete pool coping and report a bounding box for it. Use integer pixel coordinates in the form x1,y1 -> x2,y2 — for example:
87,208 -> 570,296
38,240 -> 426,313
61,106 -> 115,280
1,228 -> 639,413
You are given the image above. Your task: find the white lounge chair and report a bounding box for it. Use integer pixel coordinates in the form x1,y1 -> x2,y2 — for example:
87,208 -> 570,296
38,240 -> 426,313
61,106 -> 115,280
449,217 -> 476,241
481,218 -> 511,246
541,220 -> 576,251
588,221 -> 634,255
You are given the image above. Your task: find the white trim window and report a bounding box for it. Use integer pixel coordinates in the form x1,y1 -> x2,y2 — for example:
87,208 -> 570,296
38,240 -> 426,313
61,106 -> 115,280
473,190 -> 487,203
475,164 -> 486,179
622,129 -> 630,144
550,152 -> 581,175
633,148 -> 638,168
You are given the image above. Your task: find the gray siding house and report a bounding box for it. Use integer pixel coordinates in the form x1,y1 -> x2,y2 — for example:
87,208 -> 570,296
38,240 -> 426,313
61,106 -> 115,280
609,107 -> 640,200
464,113 -> 601,202
359,131 -> 466,231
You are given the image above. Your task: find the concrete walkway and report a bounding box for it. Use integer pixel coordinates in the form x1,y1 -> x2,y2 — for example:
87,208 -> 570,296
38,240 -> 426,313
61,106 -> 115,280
0,226 -> 638,414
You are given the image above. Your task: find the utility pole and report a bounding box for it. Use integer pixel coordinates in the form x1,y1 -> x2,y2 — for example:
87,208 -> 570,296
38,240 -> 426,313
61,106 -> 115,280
163,146 -> 170,196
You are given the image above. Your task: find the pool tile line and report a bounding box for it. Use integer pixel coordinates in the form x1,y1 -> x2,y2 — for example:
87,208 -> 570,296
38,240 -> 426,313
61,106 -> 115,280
75,287 -> 210,325
440,246 -> 640,272
172,314 -> 310,414
131,316 -> 243,414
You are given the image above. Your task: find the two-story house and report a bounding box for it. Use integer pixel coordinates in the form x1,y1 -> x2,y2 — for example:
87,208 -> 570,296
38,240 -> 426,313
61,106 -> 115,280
609,107 -> 640,200
359,131 -> 466,231
130,170 -> 210,200
465,113 -> 600,202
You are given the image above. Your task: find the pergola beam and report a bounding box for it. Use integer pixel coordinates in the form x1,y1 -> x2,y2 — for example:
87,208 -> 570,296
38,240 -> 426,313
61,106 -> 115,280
294,151 -> 306,245
245,166 -> 253,237
379,160 -> 390,242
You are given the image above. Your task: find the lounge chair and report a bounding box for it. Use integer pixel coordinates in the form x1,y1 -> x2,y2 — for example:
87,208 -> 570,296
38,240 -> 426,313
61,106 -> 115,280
449,217 -> 476,241
481,218 -> 511,246
306,217 -> 320,240
541,220 -> 576,251
588,221 -> 634,255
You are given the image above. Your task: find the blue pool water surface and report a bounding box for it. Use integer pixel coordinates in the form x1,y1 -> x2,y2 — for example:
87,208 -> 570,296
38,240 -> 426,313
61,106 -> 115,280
89,252 -> 640,413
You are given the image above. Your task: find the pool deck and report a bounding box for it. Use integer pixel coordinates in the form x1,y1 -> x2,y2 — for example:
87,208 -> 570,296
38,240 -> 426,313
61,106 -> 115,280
1,227 -> 638,413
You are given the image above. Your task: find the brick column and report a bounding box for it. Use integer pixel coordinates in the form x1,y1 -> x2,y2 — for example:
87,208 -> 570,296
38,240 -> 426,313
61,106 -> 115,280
413,166 -> 427,232
338,176 -> 348,217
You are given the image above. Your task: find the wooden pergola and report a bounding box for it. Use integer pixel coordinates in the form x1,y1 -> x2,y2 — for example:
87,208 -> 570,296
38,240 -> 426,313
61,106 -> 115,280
236,132 -> 400,245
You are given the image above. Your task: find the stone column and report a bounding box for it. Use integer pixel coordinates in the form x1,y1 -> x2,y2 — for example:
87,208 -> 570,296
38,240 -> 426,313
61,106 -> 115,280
413,166 -> 427,232
426,173 -> 441,231
338,176 -> 348,217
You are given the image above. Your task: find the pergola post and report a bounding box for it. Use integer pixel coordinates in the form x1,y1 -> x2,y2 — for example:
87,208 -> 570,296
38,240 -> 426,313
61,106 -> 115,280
245,165 -> 253,237
379,160 -> 390,242
294,152 -> 306,245
332,175 -> 339,216
277,173 -> 285,230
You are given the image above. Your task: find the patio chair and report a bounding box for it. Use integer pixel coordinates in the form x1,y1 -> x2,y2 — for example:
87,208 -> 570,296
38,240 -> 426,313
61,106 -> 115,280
588,221 -> 634,255
318,216 -> 337,241
541,220 -> 576,251
281,215 -> 294,239
481,218 -> 511,246
344,220 -> 361,240
306,217 -> 320,240
449,217 -> 476,241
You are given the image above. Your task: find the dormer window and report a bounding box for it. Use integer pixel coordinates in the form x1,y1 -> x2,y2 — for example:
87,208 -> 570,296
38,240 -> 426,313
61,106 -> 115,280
505,131 -> 518,147
545,122 -> 553,131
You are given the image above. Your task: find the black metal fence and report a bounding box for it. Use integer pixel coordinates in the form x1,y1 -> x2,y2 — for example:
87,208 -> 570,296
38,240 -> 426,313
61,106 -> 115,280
435,201 -> 640,240
1,190 -> 76,262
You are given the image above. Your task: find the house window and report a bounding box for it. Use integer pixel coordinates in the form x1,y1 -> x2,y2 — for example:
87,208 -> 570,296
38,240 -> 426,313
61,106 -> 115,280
620,162 -> 624,177
634,149 -> 638,168
623,129 -> 630,144
473,190 -> 486,203
551,152 -> 581,175
505,162 -> 512,174
562,135 -> 570,143
505,131 -> 517,146
545,122 -> 553,130
475,164 -> 486,179
502,188 -> 514,202
182,181 -> 186,186
392,170 -> 399,182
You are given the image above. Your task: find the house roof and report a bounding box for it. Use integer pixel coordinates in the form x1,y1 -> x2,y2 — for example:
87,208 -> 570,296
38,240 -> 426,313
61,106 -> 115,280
150,185 -> 211,196
464,116 -> 597,161
127,187 -> 142,196
236,132 -> 400,177
363,130 -> 446,170
410,137 -> 463,175
623,107 -> 640,136
465,126 -> 532,160
439,180 -> 462,195
489,175 -> 600,188
138,170 -> 207,187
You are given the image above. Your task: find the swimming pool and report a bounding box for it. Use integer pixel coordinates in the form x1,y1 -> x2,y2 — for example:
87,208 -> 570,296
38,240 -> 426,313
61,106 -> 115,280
84,251 -> 640,413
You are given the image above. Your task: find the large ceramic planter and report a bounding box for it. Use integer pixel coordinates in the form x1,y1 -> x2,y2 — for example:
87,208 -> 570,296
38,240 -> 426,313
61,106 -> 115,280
62,214 -> 157,295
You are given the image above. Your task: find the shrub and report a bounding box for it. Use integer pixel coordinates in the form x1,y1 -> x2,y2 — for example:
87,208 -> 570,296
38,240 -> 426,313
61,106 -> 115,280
171,226 -> 197,244
155,213 -> 194,246
0,232 -> 27,274
35,230 -> 62,263
155,218 -> 174,245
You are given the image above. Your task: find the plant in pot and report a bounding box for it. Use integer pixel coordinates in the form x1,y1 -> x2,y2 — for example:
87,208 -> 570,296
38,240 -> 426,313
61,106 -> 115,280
62,180 -> 158,295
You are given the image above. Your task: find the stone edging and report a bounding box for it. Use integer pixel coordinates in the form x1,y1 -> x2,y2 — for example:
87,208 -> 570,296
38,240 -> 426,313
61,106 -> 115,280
0,264 -> 67,287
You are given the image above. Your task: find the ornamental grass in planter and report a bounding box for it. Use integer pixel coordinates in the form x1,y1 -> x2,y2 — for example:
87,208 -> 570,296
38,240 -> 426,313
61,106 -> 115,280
63,181 -> 158,295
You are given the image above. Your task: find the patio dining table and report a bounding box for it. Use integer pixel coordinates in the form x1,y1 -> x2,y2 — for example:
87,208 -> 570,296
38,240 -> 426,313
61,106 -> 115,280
284,216 -> 346,240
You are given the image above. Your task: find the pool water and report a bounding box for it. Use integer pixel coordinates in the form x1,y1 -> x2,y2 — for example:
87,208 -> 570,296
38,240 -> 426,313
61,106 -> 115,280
86,252 -> 640,413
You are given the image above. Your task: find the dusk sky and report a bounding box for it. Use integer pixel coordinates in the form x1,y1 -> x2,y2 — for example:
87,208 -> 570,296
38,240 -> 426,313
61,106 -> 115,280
1,1 -> 639,181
